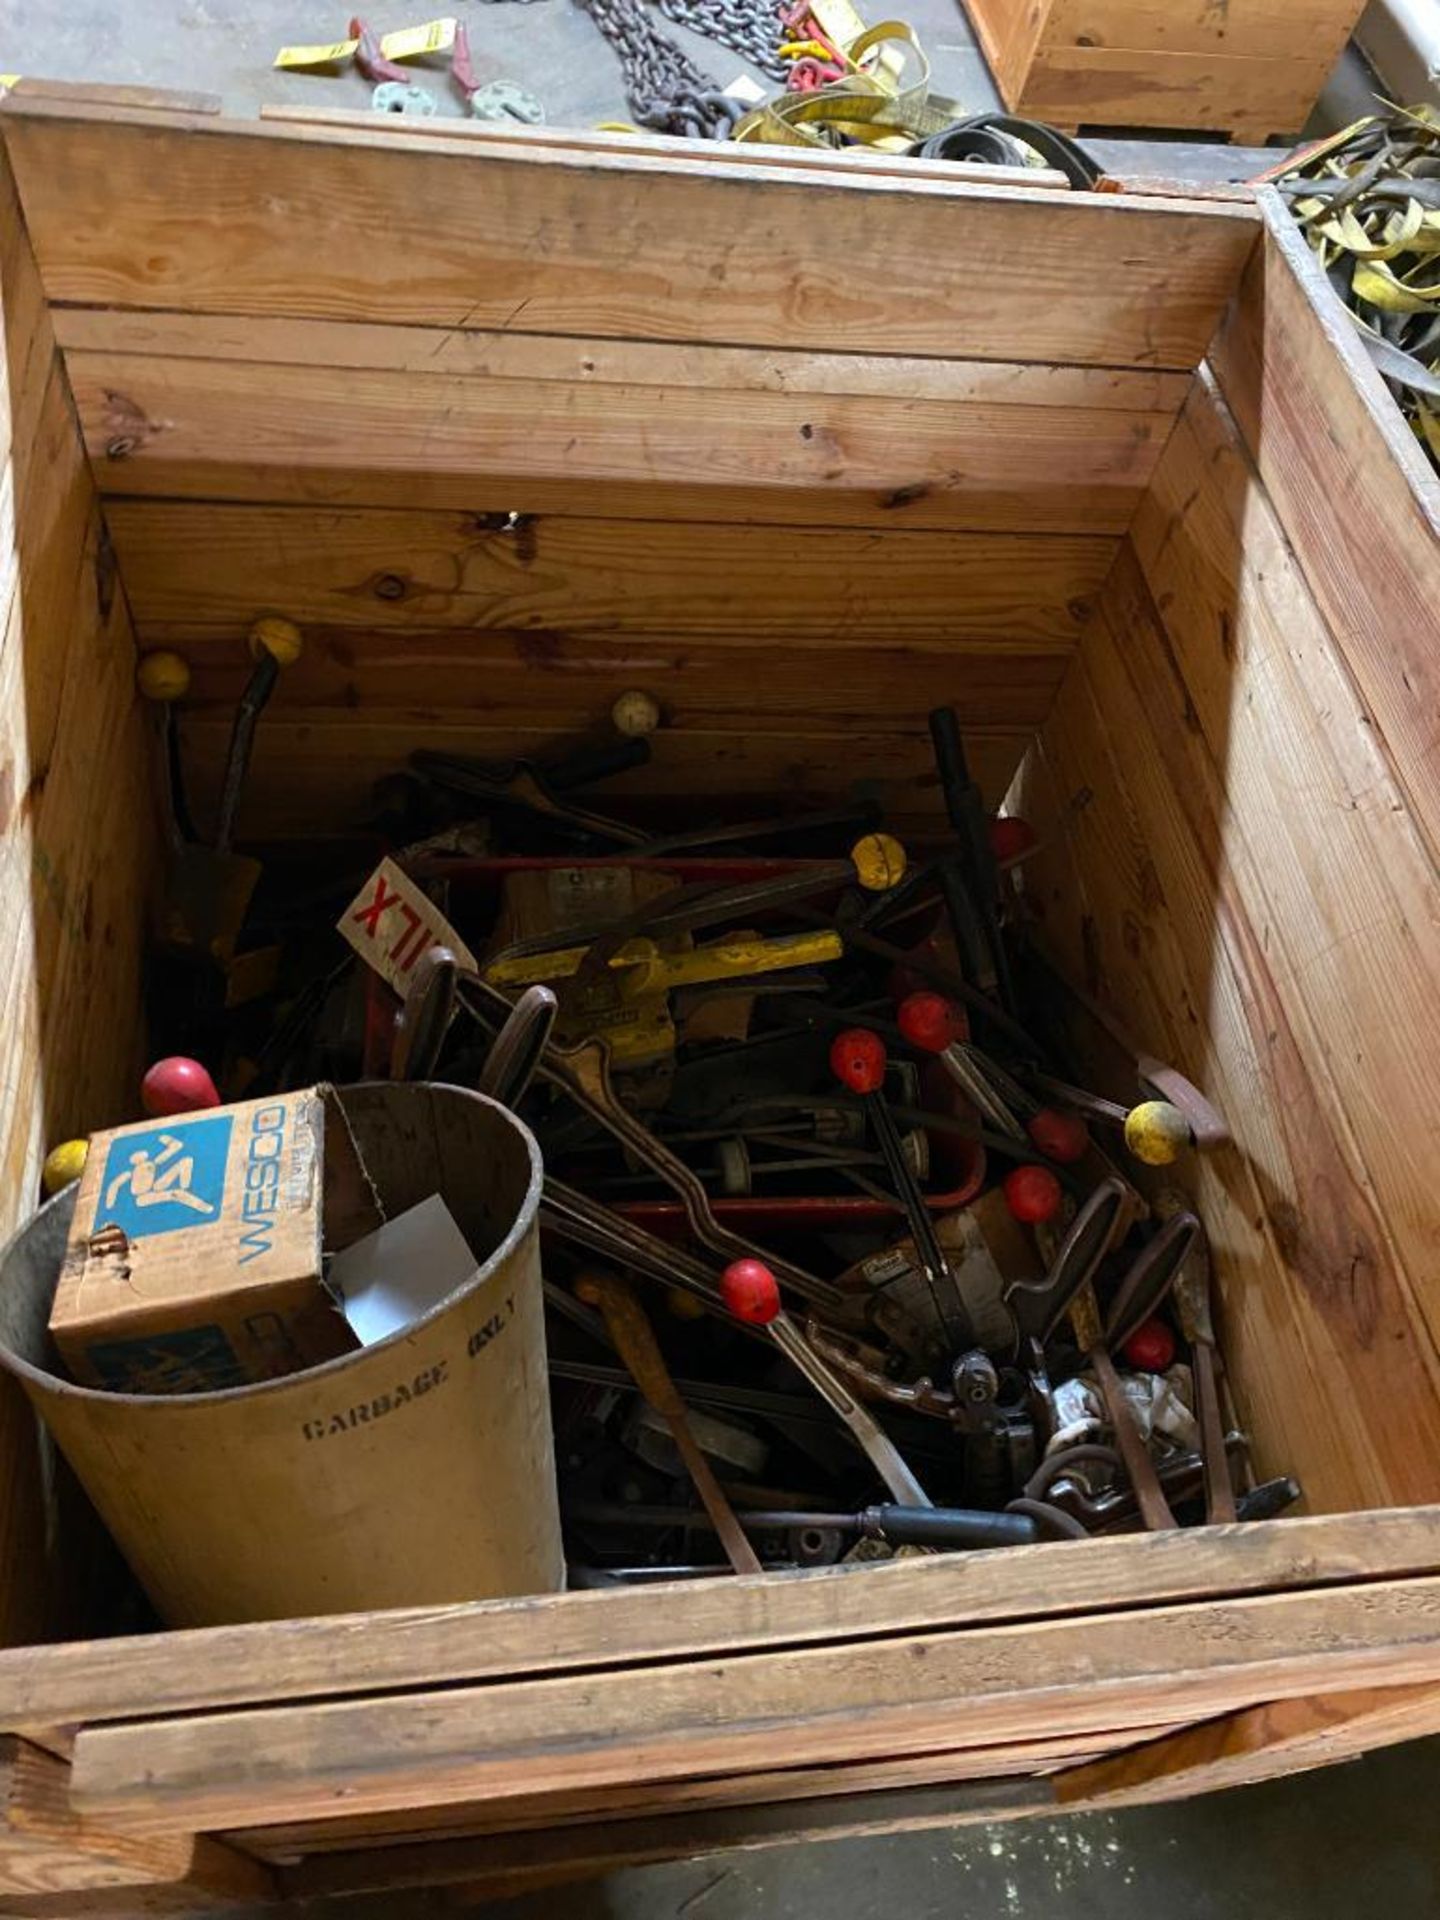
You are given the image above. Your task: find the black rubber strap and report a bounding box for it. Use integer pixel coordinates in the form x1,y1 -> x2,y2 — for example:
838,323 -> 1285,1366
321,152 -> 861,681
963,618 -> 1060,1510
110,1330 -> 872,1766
911,113 -> 1103,190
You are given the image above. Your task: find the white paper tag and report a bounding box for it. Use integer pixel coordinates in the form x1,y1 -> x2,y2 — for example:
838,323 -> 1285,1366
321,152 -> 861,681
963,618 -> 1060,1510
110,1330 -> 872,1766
338,856 -> 476,997
330,1194 -> 477,1346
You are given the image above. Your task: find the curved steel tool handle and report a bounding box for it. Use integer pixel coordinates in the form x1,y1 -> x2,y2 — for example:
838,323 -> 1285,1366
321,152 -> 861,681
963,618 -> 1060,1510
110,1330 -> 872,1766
477,985 -> 557,1109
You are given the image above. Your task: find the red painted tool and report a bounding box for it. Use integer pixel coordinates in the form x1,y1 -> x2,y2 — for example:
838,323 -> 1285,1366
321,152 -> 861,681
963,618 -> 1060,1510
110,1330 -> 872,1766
1121,1315 -> 1177,1373
721,1259 -> 931,1506
830,1027 -> 957,1341
1026,1106 -> 1090,1164
141,1057 -> 221,1118
989,816 -> 1036,864
1002,1164 -> 1063,1224
896,991 -> 1026,1141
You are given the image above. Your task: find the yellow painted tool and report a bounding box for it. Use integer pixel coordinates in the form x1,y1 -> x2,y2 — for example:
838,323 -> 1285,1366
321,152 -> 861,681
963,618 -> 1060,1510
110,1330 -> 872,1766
487,927 -> 842,992
490,927 -> 844,1072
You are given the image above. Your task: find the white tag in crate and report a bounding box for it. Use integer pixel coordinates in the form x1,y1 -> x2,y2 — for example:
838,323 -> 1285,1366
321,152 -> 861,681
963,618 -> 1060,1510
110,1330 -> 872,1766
338,856 -> 476,997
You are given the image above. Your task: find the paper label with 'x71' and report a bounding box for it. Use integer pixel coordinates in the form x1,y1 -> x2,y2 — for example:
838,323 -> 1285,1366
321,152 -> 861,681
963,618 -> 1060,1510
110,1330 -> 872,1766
338,857 -> 476,997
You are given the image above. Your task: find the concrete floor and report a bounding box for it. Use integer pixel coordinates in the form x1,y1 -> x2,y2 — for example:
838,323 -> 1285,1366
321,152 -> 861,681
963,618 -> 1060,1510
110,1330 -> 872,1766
1,1 -> 1424,1913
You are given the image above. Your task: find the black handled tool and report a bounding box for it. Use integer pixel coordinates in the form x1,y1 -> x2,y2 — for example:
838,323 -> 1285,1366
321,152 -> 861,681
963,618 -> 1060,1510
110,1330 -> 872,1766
928,706 -> 1018,1016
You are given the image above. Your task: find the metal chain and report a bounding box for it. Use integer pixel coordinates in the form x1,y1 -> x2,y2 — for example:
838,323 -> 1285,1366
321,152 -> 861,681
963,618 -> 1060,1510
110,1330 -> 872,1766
573,0 -> 751,137
653,0 -> 787,80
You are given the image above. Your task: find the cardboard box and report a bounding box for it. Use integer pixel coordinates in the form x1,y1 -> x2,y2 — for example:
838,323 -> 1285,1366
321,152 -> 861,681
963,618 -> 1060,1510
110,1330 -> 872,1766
51,1088 -> 356,1394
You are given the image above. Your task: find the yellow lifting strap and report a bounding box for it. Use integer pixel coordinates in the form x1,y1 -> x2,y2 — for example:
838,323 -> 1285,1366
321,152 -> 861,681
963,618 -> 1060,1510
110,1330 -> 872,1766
732,21 -> 961,148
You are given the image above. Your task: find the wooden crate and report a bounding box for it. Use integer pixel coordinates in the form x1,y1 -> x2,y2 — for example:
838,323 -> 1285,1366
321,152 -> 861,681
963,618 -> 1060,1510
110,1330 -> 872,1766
1,89 -> 1440,1912
963,0 -> 1361,140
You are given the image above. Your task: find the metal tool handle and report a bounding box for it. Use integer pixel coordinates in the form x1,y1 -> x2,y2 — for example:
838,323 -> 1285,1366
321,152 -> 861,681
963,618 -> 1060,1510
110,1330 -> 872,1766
575,1271 -> 762,1576
215,650 -> 279,854
477,985 -> 557,1108
1103,1208 -> 1199,1350
1089,1343 -> 1178,1532
543,735 -> 651,793
862,1504 -> 1038,1549
770,1312 -> 932,1508
392,945 -> 459,1081
938,1046 -> 1027,1140
1193,1340 -> 1238,1524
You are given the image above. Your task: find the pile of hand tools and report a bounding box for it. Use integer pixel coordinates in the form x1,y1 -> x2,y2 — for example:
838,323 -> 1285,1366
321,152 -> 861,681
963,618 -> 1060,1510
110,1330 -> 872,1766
89,636 -> 1300,1586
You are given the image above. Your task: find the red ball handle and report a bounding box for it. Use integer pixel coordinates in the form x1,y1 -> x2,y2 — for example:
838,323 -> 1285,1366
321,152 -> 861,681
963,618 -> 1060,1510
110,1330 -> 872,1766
1003,1164 -> 1063,1225
141,1057 -> 221,1118
896,991 -> 967,1055
830,1027 -> 887,1095
721,1259 -> 782,1327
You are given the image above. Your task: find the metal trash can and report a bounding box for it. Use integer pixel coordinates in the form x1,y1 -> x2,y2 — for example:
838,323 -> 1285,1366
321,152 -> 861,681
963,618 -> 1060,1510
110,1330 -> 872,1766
0,1083 -> 562,1627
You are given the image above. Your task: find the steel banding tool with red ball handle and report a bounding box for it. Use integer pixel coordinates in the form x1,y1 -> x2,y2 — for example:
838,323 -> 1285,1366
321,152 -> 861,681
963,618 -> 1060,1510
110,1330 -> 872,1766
721,1260 -> 932,1508
830,1026 -> 967,1345
897,992 -> 1028,1142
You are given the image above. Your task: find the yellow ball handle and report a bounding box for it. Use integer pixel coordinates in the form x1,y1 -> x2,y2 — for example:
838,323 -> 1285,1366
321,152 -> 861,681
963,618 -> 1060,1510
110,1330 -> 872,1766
1124,1100 -> 1192,1167
248,616 -> 303,668
849,832 -> 907,893
135,650 -> 191,703
43,1139 -> 88,1194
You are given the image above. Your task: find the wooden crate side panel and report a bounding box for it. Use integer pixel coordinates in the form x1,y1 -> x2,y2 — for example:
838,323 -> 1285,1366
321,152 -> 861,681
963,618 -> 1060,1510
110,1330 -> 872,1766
1015,373 -> 1440,1512
1041,0 -> 1357,63
105,499 -> 1094,841
256,1728 -> 1172,1870
1210,198 -> 1440,876
964,0 -> 1056,102
1014,45 -> 1331,139
1130,381 -> 1440,1459
0,103 -> 1257,372
0,149 -> 161,1648
280,1778 -> 1057,1903
64,352 -> 1167,538
1053,1682 -> 1440,1809
175,717 -> 1012,844
105,505 -> 1108,652
1014,610 -> 1434,1511
62,1575 -> 1440,1835
5,1510 -> 1437,1735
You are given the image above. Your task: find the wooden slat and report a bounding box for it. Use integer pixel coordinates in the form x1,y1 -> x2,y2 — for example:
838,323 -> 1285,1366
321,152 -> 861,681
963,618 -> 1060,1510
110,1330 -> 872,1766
105,502 -> 1107,652
67,350 -> 1166,534
0,102 -> 1258,370
50,311 -> 1189,409
0,1739 -> 269,1905
1126,376 -> 1440,1484
238,1724 -> 1184,1862
175,718 -> 1030,840
1042,0 -> 1349,62
1054,1682 -> 1440,1807
145,631 -> 1071,738
284,1776 -> 1057,1902
2,79 -> 220,116
1210,196 -> 1440,875
255,105 -> 1073,193
0,1739 -> 194,1895
5,1512 -> 1436,1736
0,144 -> 161,1649
65,1575 -> 1440,1834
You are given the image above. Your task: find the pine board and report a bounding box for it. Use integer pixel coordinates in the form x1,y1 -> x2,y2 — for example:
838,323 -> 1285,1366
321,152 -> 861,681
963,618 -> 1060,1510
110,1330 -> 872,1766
1,103 -> 1258,370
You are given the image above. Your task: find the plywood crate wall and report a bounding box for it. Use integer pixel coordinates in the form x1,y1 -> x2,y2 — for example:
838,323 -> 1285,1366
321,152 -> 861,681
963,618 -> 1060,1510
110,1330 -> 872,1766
0,90 -> 1438,1912
964,0 -> 1362,140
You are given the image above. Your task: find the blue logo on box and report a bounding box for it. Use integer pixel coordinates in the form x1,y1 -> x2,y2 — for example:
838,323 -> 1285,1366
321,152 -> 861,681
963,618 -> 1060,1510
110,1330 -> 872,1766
93,1115 -> 234,1242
